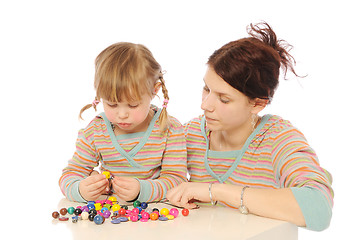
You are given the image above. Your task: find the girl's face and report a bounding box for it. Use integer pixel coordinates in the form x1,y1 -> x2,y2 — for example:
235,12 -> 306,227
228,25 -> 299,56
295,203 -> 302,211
201,67 -> 259,132
103,94 -> 154,134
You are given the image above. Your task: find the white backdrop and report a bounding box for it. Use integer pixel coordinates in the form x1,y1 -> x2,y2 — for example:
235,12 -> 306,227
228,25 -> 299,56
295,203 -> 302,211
1,0 -> 360,239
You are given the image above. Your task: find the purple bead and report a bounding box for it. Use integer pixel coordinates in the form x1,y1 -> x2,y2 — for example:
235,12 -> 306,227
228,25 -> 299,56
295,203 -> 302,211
103,210 -> 111,218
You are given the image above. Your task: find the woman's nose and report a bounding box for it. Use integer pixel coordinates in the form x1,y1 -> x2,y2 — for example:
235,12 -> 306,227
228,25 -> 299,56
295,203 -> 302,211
201,93 -> 214,112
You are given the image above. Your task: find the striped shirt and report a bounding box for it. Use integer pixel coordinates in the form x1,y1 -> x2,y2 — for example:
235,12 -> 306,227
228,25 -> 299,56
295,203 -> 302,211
185,114 -> 333,231
59,107 -> 187,203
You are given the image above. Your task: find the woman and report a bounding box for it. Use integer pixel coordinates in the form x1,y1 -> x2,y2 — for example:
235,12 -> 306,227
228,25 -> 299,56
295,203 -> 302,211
167,22 -> 333,231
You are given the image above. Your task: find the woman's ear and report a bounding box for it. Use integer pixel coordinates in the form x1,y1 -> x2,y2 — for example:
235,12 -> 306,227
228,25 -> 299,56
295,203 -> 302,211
250,98 -> 269,114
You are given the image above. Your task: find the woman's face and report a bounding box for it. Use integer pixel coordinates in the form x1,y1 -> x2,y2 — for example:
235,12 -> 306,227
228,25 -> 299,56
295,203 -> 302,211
201,67 -> 256,132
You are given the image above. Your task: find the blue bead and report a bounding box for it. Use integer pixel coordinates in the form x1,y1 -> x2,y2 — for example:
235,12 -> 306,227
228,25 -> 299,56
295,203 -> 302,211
111,218 -> 122,224
158,216 -> 168,221
140,202 -> 148,209
94,215 -> 104,225
118,217 -> 129,222
87,204 -> 95,210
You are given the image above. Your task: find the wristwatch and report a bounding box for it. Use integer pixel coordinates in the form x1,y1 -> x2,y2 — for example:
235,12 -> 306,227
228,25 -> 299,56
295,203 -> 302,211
239,186 -> 249,214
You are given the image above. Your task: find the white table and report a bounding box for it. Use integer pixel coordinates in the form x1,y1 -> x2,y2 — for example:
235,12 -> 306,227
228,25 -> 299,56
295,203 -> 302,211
50,197 -> 297,240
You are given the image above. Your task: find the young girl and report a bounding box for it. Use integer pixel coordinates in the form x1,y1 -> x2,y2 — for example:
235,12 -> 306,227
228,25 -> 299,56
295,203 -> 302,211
167,22 -> 333,231
59,42 -> 187,203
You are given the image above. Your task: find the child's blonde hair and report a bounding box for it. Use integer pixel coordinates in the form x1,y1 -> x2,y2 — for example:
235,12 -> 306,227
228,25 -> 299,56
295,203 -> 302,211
79,42 -> 170,132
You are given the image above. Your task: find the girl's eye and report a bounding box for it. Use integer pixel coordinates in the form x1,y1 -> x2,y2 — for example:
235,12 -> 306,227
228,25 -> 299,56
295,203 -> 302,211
107,103 -> 117,108
129,104 -> 139,108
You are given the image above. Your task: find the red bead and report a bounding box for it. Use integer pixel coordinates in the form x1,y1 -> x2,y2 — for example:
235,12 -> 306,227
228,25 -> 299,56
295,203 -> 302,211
60,208 -> 68,215
52,211 -> 59,219
181,208 -> 189,216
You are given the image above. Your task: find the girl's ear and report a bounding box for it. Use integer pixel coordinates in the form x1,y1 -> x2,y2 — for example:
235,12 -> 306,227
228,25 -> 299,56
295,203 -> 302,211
153,82 -> 162,97
250,98 -> 269,114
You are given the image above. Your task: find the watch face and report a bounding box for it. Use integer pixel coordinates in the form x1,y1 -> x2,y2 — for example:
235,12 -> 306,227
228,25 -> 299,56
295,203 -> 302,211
240,205 -> 249,214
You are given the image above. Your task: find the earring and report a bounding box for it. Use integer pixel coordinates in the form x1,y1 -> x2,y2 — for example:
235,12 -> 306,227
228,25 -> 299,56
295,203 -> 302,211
251,114 -> 257,131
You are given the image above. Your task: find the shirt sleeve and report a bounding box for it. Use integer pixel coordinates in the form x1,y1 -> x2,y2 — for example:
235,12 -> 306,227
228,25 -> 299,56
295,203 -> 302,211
137,121 -> 188,202
272,127 -> 334,231
59,128 -> 99,202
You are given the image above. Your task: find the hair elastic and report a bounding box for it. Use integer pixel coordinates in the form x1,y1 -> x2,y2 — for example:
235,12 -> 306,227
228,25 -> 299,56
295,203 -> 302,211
92,99 -> 100,108
162,99 -> 169,108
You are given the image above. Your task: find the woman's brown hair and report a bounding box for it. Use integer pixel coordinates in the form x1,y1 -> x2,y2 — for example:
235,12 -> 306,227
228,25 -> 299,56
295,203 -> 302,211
207,22 -> 299,102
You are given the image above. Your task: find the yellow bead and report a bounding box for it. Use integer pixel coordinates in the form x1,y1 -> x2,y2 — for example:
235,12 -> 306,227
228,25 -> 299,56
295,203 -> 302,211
94,203 -> 102,211
102,171 -> 111,179
112,204 -> 121,212
160,208 -> 169,216
166,214 -> 174,220
108,196 -> 117,203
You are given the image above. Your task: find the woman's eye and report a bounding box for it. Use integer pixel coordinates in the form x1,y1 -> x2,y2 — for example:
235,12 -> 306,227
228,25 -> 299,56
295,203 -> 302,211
220,98 -> 229,104
203,86 -> 210,92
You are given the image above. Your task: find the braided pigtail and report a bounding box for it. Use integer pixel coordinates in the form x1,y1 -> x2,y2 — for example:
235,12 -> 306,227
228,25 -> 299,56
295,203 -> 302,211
158,74 -> 170,133
79,97 -> 100,120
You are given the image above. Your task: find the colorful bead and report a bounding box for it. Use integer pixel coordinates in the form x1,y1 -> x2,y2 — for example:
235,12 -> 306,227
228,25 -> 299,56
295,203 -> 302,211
103,210 -> 111,218
152,208 -> 159,212
140,218 -> 148,222
81,212 -> 89,220
150,212 -> 158,220
112,204 -> 121,212
140,202 -> 148,209
88,214 -> 96,221
141,212 -> 150,220
181,208 -> 189,216
158,216 -> 168,221
101,207 -> 109,213
166,214 -> 174,220
74,208 -> 82,216
81,206 -> 89,212
67,207 -> 75,215
118,217 -> 129,222
102,171 -> 111,179
87,204 -> 95,210
108,196 -> 117,203
160,208 -> 169,216
52,211 -> 59,219
94,203 -> 102,211
60,208 -> 68,216
94,215 -> 104,225
72,216 -> 78,223
118,208 -> 126,215
169,208 -> 179,218
130,215 -> 138,222
111,218 -> 121,224
121,205 -> 128,210
133,200 -> 141,208
59,217 -> 69,221
88,209 -> 97,215
132,208 -> 139,215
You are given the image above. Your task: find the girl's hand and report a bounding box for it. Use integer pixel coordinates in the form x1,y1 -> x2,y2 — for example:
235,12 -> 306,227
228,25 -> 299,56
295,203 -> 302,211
79,174 -> 109,201
112,176 -> 140,202
166,182 -> 211,209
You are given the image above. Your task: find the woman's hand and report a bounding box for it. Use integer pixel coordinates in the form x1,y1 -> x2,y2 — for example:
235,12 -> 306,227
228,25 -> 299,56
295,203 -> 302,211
79,174 -> 109,201
112,176 -> 140,202
166,182 -> 211,209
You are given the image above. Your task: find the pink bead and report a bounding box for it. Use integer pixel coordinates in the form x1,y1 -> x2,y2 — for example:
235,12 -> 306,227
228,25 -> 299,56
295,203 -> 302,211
140,218 -> 148,222
141,212 -> 150,219
169,208 -> 179,218
132,208 -> 139,215
130,215 -> 138,222
126,210 -> 132,214
105,200 -> 112,205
